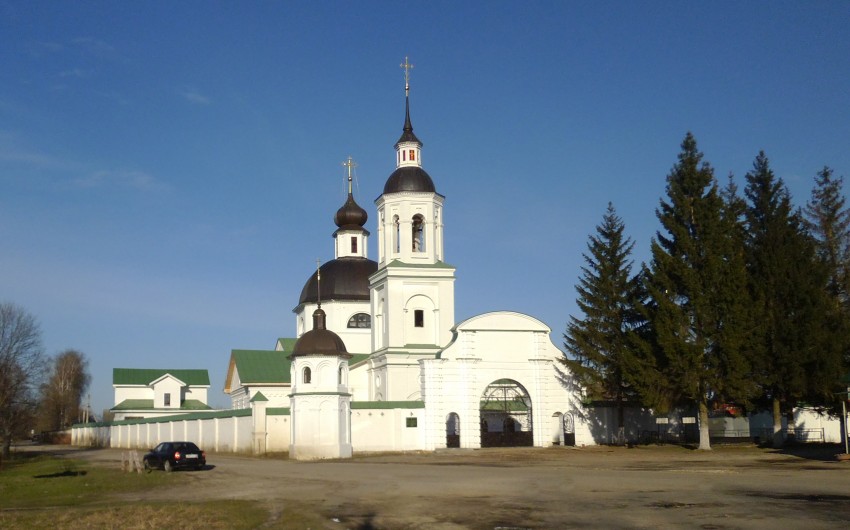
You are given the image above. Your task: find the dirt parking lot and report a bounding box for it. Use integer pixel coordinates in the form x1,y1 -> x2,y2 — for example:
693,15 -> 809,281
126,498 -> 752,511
54,443 -> 850,529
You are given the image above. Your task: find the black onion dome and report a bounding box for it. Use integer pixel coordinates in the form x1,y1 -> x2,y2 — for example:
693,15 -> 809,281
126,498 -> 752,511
290,308 -> 349,358
334,193 -> 368,229
383,166 -> 436,194
298,257 -> 378,305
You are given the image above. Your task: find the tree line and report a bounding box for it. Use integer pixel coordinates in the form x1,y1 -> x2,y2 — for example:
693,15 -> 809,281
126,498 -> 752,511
563,133 -> 850,450
0,302 -> 90,458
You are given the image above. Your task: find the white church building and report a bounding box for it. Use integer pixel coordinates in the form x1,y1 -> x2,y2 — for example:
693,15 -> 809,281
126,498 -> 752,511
73,68 -> 848,456
222,71 -> 592,458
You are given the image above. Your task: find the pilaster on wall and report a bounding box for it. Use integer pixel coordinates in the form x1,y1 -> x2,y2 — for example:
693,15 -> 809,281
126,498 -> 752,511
251,399 -> 268,454
421,357 -> 483,450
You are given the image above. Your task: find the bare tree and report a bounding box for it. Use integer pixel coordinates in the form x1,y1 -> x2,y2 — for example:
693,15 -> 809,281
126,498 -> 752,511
0,303 -> 46,458
40,349 -> 90,430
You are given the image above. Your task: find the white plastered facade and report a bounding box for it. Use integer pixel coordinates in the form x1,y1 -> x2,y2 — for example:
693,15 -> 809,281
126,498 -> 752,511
227,88 -> 590,455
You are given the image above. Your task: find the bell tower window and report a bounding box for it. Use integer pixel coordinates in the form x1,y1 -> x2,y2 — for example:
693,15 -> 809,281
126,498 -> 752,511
351,236 -> 357,253
412,214 -> 424,252
303,367 -> 311,384
409,149 -> 415,161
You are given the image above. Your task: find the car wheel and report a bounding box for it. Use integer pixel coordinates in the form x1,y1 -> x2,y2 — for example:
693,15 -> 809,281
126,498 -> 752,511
143,459 -> 152,473
164,460 -> 173,473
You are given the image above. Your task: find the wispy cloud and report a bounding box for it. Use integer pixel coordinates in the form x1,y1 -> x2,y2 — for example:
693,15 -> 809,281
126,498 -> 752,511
27,40 -> 63,58
58,68 -> 87,78
0,133 -> 80,171
72,169 -> 171,192
71,37 -> 115,57
179,87 -> 212,105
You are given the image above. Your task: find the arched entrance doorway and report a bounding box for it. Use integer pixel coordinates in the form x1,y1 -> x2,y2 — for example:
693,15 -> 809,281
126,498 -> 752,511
446,413 -> 460,448
552,413 -> 564,445
563,413 -> 576,446
479,379 -> 533,447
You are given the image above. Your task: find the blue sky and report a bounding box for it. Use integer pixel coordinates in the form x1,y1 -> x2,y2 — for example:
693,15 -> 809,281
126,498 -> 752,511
2,2 -> 848,415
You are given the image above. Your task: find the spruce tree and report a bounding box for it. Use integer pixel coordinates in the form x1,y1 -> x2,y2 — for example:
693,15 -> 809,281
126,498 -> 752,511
803,167 -> 850,413
744,153 -> 838,446
642,133 -> 753,450
805,167 -> 850,308
563,203 -> 642,443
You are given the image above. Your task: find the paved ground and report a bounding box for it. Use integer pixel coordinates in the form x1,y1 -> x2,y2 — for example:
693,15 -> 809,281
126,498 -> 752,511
33,443 -> 850,528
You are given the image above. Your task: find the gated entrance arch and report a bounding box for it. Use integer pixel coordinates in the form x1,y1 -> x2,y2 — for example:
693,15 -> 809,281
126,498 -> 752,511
479,379 -> 533,447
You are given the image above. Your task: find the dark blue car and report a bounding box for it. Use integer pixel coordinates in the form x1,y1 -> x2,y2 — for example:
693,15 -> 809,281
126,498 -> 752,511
143,441 -> 206,472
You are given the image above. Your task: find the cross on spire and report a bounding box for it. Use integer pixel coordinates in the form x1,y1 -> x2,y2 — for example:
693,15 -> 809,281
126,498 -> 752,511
342,156 -> 357,194
316,258 -> 322,307
400,56 -> 414,96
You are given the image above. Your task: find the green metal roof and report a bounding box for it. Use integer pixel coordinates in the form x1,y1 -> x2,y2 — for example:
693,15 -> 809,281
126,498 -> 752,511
276,338 -> 297,353
110,399 -> 212,411
231,350 -> 293,384
232,349 -> 371,385
349,353 -> 370,366
267,407 -> 290,415
386,259 -> 455,269
480,400 -> 529,412
250,391 -> 269,402
350,401 -> 425,410
98,408 -> 251,426
113,368 -> 210,386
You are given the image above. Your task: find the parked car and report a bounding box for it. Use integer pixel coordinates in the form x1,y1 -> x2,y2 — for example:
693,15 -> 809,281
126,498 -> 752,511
143,441 -> 206,472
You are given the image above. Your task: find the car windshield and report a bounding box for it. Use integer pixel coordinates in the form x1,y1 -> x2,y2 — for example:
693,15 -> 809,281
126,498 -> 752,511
175,443 -> 199,452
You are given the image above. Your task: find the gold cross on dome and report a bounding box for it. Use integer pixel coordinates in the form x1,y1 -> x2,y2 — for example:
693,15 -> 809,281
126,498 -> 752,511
342,156 -> 357,194
400,56 -> 414,94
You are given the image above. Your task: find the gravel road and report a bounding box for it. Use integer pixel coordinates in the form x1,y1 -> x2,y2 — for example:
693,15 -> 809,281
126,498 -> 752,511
36,443 -> 850,529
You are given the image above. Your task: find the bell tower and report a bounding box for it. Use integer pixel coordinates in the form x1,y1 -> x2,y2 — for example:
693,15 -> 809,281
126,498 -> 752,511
368,58 -> 456,402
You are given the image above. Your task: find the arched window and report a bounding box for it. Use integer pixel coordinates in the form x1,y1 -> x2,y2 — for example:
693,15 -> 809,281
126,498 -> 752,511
393,215 -> 400,253
412,214 -> 424,252
302,367 -> 311,384
347,313 -> 371,328
338,365 -> 344,385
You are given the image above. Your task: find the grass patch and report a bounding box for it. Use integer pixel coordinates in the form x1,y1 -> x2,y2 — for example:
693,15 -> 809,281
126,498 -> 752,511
0,454 -> 176,509
0,455 -> 272,529
0,501 -> 269,529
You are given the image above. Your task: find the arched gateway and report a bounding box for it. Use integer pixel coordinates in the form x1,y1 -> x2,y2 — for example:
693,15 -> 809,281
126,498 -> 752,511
446,412 -> 460,448
479,379 -> 533,447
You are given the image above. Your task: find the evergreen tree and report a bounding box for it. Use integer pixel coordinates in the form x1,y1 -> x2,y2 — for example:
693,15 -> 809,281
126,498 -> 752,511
803,167 -> 850,415
744,153 -> 839,446
563,203 -> 643,443
642,133 -> 753,450
805,167 -> 850,308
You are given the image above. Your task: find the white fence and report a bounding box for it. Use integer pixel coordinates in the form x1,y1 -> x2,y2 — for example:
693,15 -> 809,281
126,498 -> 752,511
584,404 -> 846,445
72,402 -> 426,454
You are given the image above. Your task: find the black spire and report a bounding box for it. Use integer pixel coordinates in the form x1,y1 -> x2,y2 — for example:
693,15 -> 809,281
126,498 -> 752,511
396,56 -> 421,147
395,93 -> 422,147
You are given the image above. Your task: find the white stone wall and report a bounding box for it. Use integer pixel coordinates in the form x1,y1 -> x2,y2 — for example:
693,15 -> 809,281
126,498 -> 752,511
351,407 -> 424,451
420,311 -> 592,449
73,406 -> 427,454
